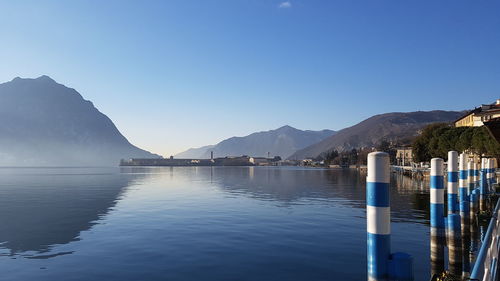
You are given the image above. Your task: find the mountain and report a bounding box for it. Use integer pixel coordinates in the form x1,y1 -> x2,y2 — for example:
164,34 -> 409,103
176,125 -> 335,159
288,110 -> 464,160
0,76 -> 159,166
175,145 -> 215,158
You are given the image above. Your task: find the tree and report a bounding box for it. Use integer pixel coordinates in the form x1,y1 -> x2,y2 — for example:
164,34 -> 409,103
412,123 -> 500,162
324,149 -> 339,165
349,148 -> 358,164
376,139 -> 397,164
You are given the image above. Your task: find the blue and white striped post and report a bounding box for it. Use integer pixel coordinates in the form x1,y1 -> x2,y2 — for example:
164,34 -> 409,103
470,191 -> 480,261
459,153 -> 470,238
470,189 -> 480,254
474,161 -> 480,190
470,190 -> 479,220
367,152 -> 390,281
491,158 -> 495,186
465,190 -> 480,277
430,158 -> 445,277
493,158 -> 497,185
485,158 -> 491,194
488,158 -> 494,193
448,151 -> 459,214
447,213 -> 462,277
462,231 -> 471,278
480,158 -> 488,212
468,161 -> 475,194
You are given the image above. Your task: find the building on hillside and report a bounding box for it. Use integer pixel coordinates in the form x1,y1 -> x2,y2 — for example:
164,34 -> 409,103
395,147 -> 413,166
454,108 -> 482,127
455,99 -> 500,127
480,101 -> 500,123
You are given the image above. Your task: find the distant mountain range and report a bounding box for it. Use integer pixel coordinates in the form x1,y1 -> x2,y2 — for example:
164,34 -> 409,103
0,76 -> 159,166
0,76 -> 465,166
176,125 -> 335,159
288,110 -> 464,160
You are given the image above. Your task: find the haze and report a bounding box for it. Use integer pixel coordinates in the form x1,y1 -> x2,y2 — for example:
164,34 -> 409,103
0,0 -> 498,156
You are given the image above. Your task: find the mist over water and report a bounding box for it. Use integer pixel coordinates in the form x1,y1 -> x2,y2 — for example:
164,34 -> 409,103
0,167 -> 432,281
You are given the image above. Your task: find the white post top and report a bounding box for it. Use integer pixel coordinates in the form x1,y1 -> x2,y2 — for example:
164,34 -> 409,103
448,151 -> 458,172
367,151 -> 390,183
459,153 -> 468,170
431,158 -> 444,176
468,161 -> 474,170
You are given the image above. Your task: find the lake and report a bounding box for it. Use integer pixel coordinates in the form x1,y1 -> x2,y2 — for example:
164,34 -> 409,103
0,166 -> 433,281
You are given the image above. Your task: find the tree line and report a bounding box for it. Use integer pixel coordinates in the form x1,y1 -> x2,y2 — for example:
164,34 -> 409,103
412,123 -> 500,162
315,123 -> 499,166
320,141 -> 396,166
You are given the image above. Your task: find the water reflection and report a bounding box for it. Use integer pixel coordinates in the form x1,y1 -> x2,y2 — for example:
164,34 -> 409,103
0,166 -> 433,257
0,166 -> 434,281
211,167 -> 430,223
118,167 -> 430,203
0,167 -> 140,258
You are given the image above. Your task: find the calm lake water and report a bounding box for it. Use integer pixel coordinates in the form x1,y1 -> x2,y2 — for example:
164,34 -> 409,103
0,166 -> 433,281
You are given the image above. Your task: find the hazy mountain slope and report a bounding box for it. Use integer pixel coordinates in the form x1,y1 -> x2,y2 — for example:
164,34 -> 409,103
288,110 -> 464,160
176,126 -> 335,159
175,145 -> 215,158
0,76 -> 159,166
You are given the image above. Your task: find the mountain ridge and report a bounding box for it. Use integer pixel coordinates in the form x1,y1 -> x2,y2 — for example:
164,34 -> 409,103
288,110 -> 465,160
0,75 -> 159,166
176,125 -> 335,159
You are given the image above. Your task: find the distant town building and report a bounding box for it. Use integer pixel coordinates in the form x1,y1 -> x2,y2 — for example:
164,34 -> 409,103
249,156 -> 281,166
302,159 -> 314,166
214,156 -> 253,166
396,147 -> 413,166
121,155 -> 254,166
455,99 -> 500,127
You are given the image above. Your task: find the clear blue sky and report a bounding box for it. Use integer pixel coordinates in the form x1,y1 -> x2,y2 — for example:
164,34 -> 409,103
0,0 -> 499,157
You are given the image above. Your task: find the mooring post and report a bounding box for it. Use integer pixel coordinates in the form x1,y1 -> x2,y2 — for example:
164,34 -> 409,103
468,161 -> 475,195
493,158 -> 497,185
367,152 -> 390,281
459,153 -> 470,237
470,190 -> 479,222
470,189 -> 480,264
480,158 -> 488,212
474,160 -> 480,190
448,151 -> 459,214
459,153 -> 471,277
462,232 -> 471,278
488,158 -> 494,193
430,158 -> 445,277
447,213 -> 462,277
485,158 -> 491,194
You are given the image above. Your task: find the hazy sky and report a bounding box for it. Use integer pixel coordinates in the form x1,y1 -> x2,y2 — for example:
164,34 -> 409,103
0,0 -> 499,157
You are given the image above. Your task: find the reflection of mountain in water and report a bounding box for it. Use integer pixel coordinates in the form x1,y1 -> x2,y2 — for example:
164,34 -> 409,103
0,168 -> 140,257
209,167 -> 430,223
0,166 -> 431,259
